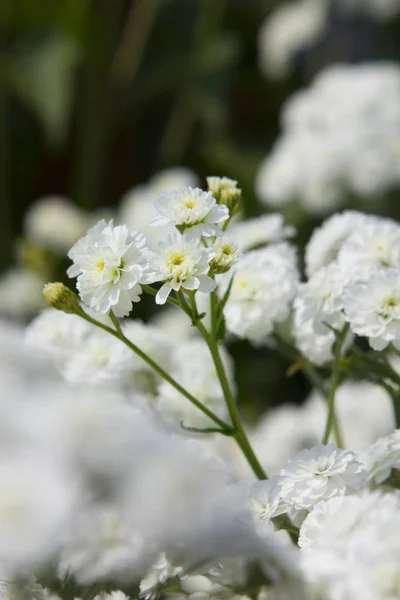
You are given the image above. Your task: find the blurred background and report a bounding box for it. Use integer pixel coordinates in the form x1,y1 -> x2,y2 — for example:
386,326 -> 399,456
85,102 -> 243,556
2,0 -> 400,417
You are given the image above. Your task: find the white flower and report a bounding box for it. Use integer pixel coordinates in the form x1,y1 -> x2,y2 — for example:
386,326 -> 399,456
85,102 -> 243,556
360,429 -> 400,484
26,308 -> 90,359
0,268 -> 45,319
0,454 -> 77,579
304,210 -> 370,277
338,218 -> 400,279
292,316 -> 338,366
119,167 -> 198,249
257,63 -> 400,214
299,491 -> 400,600
67,220 -> 150,317
250,477 -> 287,524
60,503 -> 147,585
24,196 -> 89,253
209,236 -> 241,274
343,268 -> 400,350
148,233 -> 216,304
151,187 -> 229,239
229,214 -> 295,252
294,262 -> 348,335
61,330 -> 134,385
278,443 -> 365,511
258,0 -> 328,79
221,243 -> 299,344
140,553 -> 182,599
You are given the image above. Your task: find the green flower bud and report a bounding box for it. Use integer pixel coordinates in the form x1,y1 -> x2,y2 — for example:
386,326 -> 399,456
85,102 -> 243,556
207,176 -> 242,217
43,282 -> 81,314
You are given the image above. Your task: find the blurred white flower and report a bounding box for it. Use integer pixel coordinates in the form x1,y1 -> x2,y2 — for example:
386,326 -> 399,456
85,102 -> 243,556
338,218 -> 400,279
257,63 -> 400,214
360,429 -> 400,484
0,268 -> 45,319
24,196 -> 89,254
221,243 -> 299,344
343,268 -> 400,350
0,453 -> 78,579
148,233 -> 216,304
258,0 -> 328,79
26,308 -> 90,359
294,262 -> 348,336
305,210 -> 371,277
278,443 -> 365,511
68,220 -> 150,317
151,187 -> 228,239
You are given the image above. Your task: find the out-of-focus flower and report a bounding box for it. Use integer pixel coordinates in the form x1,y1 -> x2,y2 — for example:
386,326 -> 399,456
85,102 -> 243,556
221,243 -> 299,344
0,268 -> 45,319
360,429 -> 400,484
257,63 -> 400,214
24,196 -> 89,254
258,0 -> 328,79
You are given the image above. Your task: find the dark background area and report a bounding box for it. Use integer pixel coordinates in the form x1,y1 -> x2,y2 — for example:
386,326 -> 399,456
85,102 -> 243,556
2,0 -> 400,418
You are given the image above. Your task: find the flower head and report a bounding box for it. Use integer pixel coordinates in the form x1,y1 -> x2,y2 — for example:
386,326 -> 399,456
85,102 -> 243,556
67,220 -> 150,317
150,187 -> 229,239
343,268 -> 400,350
148,234 -> 216,304
209,236 -> 241,275
278,443 -> 365,511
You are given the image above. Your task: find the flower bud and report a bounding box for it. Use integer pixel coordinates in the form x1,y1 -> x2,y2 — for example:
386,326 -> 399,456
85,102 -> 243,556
207,176 -> 242,217
209,237 -> 241,275
43,282 -> 81,314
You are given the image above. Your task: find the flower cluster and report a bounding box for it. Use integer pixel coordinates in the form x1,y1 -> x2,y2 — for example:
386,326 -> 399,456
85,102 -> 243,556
257,63 -> 400,214
6,170 -> 400,600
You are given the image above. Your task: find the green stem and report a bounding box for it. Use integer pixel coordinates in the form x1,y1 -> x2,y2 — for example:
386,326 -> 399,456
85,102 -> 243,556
188,292 -> 267,480
210,290 -> 218,340
79,310 -> 231,431
322,326 -> 349,446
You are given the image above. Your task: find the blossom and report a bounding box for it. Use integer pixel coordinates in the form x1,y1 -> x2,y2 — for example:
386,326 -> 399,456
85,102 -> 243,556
294,262 -> 348,335
250,478 -> 287,524
343,268 -> 400,350
278,443 -> 365,511
221,243 -> 299,344
150,187 -> 229,239
360,429 -> 400,484
61,330 -> 134,385
67,220 -> 150,317
209,236 -> 241,275
24,195 -> 89,253
26,308 -> 90,359
258,0 -> 328,79
337,218 -> 400,279
206,176 -> 242,215
304,210 -> 370,277
119,167 -> 198,249
257,63 -> 400,214
147,233 -> 216,304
